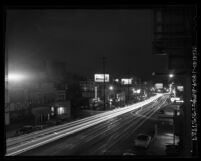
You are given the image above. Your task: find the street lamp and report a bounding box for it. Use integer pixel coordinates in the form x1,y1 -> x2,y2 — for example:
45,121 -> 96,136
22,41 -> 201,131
169,74 -> 174,78
109,86 -> 114,90
108,85 -> 114,109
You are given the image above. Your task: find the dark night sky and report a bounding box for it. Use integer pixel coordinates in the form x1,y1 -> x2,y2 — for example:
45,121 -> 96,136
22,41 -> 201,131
6,9 -> 168,80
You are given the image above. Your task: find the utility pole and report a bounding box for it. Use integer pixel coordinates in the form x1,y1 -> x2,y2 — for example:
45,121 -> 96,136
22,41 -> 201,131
102,57 -> 107,110
127,83 -> 130,105
127,54 -> 130,105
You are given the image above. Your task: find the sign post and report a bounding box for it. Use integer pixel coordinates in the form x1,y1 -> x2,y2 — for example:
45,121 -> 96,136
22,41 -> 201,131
94,74 -> 110,110
95,86 -> 98,100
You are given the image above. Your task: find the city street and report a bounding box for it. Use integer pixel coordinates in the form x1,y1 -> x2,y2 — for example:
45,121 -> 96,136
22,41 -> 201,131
4,6 -> 197,157
16,94 -> 168,156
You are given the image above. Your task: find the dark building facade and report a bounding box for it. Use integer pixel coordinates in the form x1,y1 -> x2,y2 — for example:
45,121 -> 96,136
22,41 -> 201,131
152,5 -> 197,156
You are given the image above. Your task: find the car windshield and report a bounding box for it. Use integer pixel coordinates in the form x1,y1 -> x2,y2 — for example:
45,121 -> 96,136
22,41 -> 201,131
137,135 -> 148,140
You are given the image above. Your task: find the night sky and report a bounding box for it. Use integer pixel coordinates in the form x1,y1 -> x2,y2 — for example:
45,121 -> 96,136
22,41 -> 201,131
6,9 -> 168,80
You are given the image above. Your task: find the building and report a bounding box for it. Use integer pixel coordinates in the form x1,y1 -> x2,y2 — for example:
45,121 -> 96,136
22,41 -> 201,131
152,5 -> 196,156
80,79 -> 95,98
79,74 -> 147,109
50,101 -> 71,119
5,72 -> 71,125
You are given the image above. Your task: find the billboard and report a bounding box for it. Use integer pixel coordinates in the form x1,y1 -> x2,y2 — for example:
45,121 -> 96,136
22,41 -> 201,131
121,79 -> 132,85
94,74 -> 109,82
155,83 -> 163,89
177,86 -> 184,92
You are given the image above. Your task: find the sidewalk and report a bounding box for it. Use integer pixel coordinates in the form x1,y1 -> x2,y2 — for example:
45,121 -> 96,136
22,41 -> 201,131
147,103 -> 181,156
147,131 -> 179,155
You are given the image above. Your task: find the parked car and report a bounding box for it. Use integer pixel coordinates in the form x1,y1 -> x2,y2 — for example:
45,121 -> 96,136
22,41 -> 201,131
134,134 -> 152,149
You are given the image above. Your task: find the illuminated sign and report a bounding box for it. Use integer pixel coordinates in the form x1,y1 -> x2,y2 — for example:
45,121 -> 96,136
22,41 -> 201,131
94,74 -> 109,82
155,83 -> 163,89
121,79 -> 132,85
177,86 -> 184,92
170,97 -> 180,102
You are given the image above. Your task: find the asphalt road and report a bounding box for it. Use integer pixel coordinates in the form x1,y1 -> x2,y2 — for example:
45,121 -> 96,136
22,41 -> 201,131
19,95 -> 169,156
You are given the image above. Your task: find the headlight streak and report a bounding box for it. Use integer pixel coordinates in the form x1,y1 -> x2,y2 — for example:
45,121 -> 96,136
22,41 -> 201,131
91,97 -> 168,154
7,94 -> 163,147
6,94 -> 164,156
84,102 -> 160,145
68,101 -> 163,155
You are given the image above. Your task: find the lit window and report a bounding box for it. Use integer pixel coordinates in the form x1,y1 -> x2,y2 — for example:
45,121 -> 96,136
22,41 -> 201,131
57,107 -> 65,115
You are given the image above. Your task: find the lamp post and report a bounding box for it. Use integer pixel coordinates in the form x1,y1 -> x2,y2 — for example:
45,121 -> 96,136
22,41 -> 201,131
109,85 -> 114,109
169,74 -> 174,78
168,73 -> 174,94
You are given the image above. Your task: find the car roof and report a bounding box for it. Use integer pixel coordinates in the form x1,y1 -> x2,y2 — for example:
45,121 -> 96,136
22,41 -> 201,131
23,125 -> 33,127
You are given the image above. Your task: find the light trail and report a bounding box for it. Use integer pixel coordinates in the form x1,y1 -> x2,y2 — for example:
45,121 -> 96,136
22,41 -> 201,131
7,94 -> 163,147
90,96 -> 168,154
6,94 -> 164,156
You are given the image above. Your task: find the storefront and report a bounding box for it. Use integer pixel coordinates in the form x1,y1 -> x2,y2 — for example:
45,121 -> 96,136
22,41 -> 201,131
31,106 -> 51,124
50,101 -> 71,119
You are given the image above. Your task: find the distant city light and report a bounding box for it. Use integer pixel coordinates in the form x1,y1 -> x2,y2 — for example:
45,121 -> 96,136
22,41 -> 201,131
115,79 -> 119,82
132,88 -> 141,94
176,100 -> 184,103
121,78 -> 132,85
150,87 -> 155,91
177,86 -> 184,92
169,74 -> 174,78
155,83 -> 163,89
170,97 -> 180,102
136,89 -> 141,94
